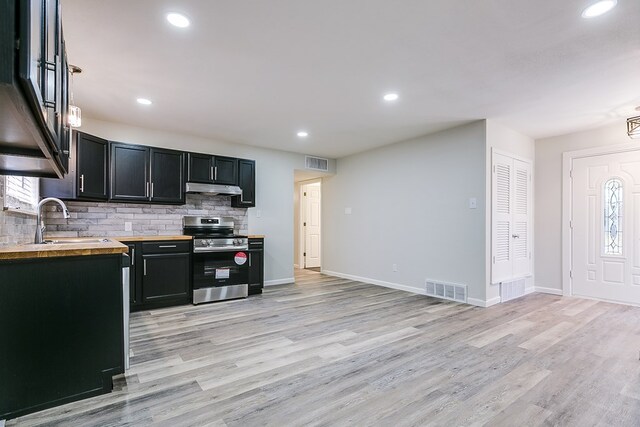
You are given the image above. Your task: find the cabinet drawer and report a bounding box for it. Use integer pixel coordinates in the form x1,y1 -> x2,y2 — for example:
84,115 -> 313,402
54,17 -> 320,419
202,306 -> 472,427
248,240 -> 264,250
142,241 -> 191,254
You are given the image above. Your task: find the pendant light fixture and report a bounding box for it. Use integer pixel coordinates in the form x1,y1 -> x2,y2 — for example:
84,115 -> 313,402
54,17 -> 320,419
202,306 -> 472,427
628,107 -> 640,139
68,65 -> 82,128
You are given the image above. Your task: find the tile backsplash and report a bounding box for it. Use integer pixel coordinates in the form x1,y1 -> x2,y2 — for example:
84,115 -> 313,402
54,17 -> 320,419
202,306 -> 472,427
43,194 -> 248,238
0,175 -> 37,246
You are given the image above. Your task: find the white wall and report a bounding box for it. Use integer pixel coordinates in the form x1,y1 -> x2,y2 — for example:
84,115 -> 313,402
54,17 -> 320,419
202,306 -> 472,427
322,121 -> 488,303
485,120 -> 536,303
80,118 -> 336,285
535,121 -> 630,292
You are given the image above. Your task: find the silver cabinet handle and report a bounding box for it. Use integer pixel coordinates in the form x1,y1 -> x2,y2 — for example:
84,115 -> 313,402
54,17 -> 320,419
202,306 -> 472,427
79,174 -> 84,193
131,248 -> 135,266
210,166 -> 214,181
146,182 -> 149,198
249,253 -> 252,267
158,245 -> 177,248
144,259 -> 147,276
151,183 -> 154,198
214,166 -> 218,181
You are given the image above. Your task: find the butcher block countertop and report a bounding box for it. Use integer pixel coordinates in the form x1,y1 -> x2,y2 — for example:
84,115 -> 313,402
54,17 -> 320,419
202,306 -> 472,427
248,235 -> 265,239
0,239 -> 128,260
112,235 -> 193,242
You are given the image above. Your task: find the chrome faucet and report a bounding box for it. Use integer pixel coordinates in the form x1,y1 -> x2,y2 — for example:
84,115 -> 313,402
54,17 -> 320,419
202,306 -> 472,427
35,197 -> 70,244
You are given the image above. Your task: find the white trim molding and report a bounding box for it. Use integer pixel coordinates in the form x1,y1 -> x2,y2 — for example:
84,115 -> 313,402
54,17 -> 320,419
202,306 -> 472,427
264,278 -> 295,287
562,142 -> 640,298
534,286 -> 563,296
469,296 -> 501,308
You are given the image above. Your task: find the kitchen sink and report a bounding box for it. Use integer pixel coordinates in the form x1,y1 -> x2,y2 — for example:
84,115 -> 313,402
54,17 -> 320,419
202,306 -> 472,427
42,239 -> 111,245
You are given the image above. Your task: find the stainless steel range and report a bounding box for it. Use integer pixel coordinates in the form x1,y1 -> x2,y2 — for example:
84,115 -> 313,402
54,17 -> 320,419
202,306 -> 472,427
183,216 -> 249,304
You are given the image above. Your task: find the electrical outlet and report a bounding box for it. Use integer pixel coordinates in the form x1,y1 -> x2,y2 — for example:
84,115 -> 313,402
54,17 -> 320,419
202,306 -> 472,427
345,207 -> 352,215
124,222 -> 132,232
256,210 -> 262,218
392,263 -> 398,272
468,197 -> 477,209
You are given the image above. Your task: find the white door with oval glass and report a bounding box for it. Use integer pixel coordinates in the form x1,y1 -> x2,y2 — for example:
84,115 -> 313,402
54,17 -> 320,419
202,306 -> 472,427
571,151 -> 640,305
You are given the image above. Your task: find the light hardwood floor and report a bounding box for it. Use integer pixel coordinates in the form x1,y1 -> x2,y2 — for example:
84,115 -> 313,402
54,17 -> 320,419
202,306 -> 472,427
9,269 -> 640,426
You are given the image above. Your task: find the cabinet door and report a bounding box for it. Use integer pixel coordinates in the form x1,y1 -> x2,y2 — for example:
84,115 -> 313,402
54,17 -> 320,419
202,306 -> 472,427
231,159 -> 256,208
126,244 -> 139,306
110,143 -> 149,201
213,156 -> 238,185
142,253 -> 190,303
150,148 -> 184,203
77,132 -> 108,200
248,250 -> 264,286
187,153 -> 214,183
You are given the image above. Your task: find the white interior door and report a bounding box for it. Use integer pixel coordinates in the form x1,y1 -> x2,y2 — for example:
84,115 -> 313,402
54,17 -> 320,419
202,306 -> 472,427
491,152 -> 532,284
303,182 -> 321,268
571,150 -> 640,304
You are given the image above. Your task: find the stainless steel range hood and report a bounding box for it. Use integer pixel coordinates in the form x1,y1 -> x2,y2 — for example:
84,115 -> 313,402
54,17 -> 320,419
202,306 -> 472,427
185,182 -> 243,196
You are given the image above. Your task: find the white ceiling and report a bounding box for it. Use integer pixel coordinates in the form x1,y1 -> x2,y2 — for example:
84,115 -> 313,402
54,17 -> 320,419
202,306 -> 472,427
61,0 -> 640,158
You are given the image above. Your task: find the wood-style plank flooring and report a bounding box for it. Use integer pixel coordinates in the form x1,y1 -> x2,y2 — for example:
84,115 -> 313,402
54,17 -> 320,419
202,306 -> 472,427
9,269 -> 640,426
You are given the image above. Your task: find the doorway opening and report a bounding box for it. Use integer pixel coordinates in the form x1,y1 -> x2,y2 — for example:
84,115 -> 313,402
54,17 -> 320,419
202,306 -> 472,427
294,173 -> 322,274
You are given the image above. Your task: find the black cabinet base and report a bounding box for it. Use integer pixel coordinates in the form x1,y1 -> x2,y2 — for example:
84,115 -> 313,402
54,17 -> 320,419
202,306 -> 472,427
248,285 -> 263,295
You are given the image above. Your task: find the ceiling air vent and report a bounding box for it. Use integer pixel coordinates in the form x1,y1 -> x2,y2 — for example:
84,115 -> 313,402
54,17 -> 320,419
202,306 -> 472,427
305,156 -> 329,172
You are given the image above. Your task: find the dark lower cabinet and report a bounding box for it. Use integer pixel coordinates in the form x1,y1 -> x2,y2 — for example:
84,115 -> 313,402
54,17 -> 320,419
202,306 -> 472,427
142,253 -> 190,303
0,254 -> 124,420
125,240 -> 192,311
248,238 -> 264,295
232,159 -> 256,208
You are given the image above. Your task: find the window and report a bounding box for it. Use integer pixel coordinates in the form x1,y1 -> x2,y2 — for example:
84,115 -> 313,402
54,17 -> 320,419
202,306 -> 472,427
603,178 -> 623,255
2,175 -> 39,214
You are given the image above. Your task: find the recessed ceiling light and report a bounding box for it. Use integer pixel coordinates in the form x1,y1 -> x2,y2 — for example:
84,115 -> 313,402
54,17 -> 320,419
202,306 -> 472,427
297,131 -> 309,138
581,0 -> 617,18
136,98 -> 152,105
383,93 -> 399,102
166,13 -> 190,28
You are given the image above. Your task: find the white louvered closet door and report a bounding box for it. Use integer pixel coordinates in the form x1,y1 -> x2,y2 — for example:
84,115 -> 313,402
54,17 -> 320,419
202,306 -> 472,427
491,152 -> 532,284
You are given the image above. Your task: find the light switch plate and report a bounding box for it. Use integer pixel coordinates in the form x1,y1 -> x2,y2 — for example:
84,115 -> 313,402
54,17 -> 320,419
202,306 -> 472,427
124,221 -> 132,231
468,198 -> 477,209
256,210 -> 262,218
345,207 -> 352,215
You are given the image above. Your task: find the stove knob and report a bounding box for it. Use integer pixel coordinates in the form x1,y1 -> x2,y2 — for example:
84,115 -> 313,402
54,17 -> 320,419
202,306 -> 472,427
233,239 -> 239,245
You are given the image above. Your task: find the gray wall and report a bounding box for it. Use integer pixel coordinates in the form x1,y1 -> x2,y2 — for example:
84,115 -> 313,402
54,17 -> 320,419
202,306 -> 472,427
322,121 -> 488,302
535,121 -> 630,292
0,176 -> 37,246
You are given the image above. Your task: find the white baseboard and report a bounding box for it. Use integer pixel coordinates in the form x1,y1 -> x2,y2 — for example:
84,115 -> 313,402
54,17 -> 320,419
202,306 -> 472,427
321,270 -> 427,296
264,277 -> 295,287
525,287 -> 535,295
535,286 -> 563,295
293,264 -> 300,269
468,296 -> 501,308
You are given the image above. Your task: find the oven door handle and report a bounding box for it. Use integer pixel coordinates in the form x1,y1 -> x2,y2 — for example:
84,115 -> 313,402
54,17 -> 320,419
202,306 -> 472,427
194,246 -> 249,253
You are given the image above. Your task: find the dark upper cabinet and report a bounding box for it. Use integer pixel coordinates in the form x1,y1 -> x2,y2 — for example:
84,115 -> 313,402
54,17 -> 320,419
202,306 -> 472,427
77,132 -> 108,200
150,148 -> 184,203
110,143 -> 184,204
110,143 -> 149,201
231,159 -> 256,208
0,0 -> 70,177
213,156 -> 238,185
40,131 -> 107,200
187,153 -> 238,185
187,152 -> 214,183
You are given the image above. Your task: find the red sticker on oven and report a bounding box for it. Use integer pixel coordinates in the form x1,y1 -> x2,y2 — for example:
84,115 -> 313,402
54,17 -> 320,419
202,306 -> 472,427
234,252 -> 248,265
